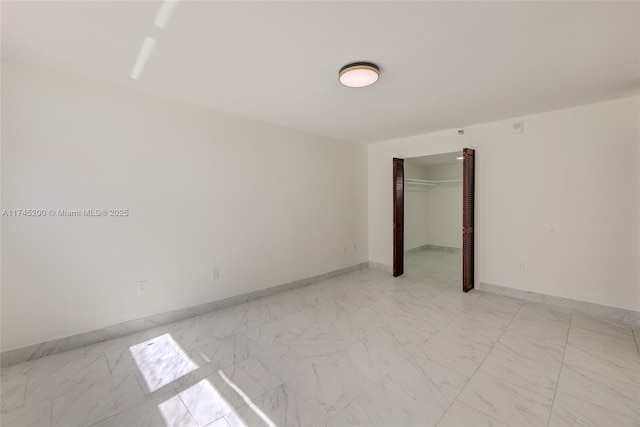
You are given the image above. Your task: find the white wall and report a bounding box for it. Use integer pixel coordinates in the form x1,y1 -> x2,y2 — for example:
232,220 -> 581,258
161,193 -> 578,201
404,162 -> 430,250
404,162 -> 462,250
423,163 -> 462,249
404,185 -> 430,251
0,61 -> 368,351
369,96 -> 640,311
421,183 -> 461,249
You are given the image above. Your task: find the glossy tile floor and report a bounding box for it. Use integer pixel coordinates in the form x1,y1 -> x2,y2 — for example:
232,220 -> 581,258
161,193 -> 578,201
2,249 -> 639,427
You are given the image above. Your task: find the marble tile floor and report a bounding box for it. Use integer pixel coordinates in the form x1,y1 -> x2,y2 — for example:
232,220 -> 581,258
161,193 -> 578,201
404,249 -> 462,289
1,249 -> 639,427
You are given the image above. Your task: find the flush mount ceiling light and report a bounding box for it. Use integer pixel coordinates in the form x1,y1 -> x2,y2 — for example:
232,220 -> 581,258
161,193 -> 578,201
339,62 -> 379,88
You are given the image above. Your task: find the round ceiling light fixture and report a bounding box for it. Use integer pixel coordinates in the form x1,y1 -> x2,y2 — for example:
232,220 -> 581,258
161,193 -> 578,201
339,62 -> 379,88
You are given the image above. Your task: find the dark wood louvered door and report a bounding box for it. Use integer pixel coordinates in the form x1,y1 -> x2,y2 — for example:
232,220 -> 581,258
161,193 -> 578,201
462,148 -> 476,292
393,158 -> 404,277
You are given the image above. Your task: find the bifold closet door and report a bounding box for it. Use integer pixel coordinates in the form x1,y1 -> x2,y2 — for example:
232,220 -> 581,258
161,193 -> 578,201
462,148 -> 475,292
393,158 -> 404,277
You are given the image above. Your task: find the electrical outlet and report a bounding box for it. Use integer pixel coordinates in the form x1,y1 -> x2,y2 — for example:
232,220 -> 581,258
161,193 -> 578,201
352,244 -> 357,252
137,280 -> 147,293
519,262 -> 526,271
212,268 -> 219,280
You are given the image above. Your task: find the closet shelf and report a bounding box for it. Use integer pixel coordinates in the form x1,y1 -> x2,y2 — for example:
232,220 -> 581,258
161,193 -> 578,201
405,178 -> 462,186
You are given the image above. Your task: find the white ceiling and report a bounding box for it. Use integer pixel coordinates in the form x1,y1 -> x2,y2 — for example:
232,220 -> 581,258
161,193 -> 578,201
2,1 -> 639,143
406,152 -> 463,168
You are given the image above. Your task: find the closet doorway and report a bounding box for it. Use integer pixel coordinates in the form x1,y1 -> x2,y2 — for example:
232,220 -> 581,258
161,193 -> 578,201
392,148 -> 475,292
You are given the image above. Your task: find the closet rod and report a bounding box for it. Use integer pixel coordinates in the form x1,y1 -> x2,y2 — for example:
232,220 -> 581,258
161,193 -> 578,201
405,178 -> 462,185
